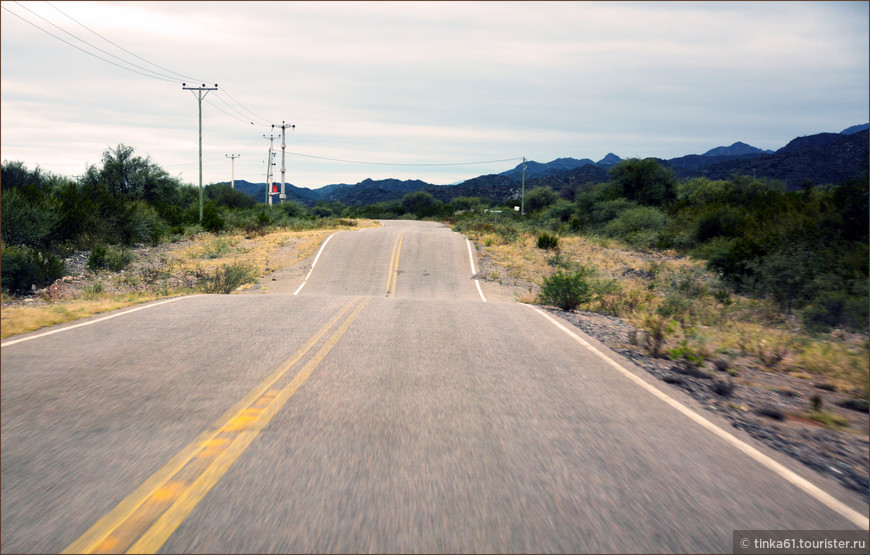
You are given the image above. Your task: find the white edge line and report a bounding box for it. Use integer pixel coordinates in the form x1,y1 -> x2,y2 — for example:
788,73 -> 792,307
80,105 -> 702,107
293,233 -> 335,296
466,238 -> 486,303
527,304 -> 869,530
1,295 -> 202,347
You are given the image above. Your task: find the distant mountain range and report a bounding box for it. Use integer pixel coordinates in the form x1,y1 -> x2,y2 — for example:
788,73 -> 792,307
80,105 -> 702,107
222,124 -> 869,206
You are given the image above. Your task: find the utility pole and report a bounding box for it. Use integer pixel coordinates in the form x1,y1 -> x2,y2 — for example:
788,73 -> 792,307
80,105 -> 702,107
521,156 -> 527,215
264,134 -> 279,205
274,122 -> 295,201
182,83 -> 218,222
225,154 -> 240,189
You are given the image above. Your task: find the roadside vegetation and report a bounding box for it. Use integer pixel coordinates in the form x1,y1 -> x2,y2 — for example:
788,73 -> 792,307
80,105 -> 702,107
1,145 -> 366,337
443,161 -> 868,400
3,145 -> 867,400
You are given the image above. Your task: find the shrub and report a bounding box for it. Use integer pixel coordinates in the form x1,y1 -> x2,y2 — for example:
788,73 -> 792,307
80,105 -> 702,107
1,245 -> 66,294
802,290 -> 869,332
197,263 -> 257,294
201,202 -> 225,233
124,202 -> 167,246
88,245 -> 133,272
87,245 -> 107,270
640,313 -> 678,357
525,187 -> 559,213
0,187 -> 62,247
539,269 -> 591,311
838,398 -> 870,413
536,232 -> 559,250
601,205 -> 667,249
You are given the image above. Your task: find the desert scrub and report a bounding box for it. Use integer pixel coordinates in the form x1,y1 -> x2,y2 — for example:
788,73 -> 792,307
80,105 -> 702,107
196,263 -> 257,294
88,245 -> 134,272
792,339 -> 870,394
536,232 -> 559,250
539,267 -> 592,311
200,236 -> 243,259
1,245 -> 66,294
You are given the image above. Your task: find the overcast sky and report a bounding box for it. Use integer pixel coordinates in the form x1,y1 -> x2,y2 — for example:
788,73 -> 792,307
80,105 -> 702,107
2,1 -> 868,189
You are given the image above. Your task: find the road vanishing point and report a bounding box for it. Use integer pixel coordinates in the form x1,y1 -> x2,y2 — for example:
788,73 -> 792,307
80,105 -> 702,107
2,220 -> 867,553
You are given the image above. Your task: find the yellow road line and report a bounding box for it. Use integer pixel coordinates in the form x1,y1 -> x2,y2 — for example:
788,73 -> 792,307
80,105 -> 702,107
128,297 -> 371,553
385,232 -> 404,297
63,297 -> 368,554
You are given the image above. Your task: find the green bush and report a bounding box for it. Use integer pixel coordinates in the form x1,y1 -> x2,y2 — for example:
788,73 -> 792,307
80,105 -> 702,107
124,202 -> 167,246
601,205 -> 667,249
88,245 -> 133,272
197,263 -> 257,294
0,187 -> 62,247
525,187 -> 559,213
536,232 -> 559,250
539,268 -> 592,311
87,245 -> 107,270
1,245 -> 65,294
201,202 -> 225,233
802,290 -> 869,332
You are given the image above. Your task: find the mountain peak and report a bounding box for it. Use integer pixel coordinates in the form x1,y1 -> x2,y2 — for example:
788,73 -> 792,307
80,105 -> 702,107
702,142 -> 765,157
596,153 -> 622,166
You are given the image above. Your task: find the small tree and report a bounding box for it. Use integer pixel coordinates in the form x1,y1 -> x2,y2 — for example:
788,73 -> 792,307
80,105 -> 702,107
401,191 -> 438,217
608,158 -> 676,207
525,186 -> 559,213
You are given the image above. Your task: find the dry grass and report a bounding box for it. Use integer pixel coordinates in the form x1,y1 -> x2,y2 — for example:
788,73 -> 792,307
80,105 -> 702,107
466,227 -> 870,395
1,220 -> 378,339
1,295 -> 159,339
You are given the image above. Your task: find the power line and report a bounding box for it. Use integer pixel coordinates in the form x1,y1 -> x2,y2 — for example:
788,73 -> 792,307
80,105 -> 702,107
1,5 -> 179,82
284,151 -> 524,167
204,97 -> 258,125
7,3 -> 274,129
209,93 -> 270,127
45,0 -> 208,84
9,1 -> 182,83
218,89 -> 272,126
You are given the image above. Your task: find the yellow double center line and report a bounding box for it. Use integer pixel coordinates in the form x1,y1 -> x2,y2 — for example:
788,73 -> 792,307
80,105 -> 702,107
384,232 -> 404,297
64,296 -> 371,554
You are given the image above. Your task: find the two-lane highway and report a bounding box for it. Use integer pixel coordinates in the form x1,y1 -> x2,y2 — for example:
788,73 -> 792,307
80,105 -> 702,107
2,221 -> 867,553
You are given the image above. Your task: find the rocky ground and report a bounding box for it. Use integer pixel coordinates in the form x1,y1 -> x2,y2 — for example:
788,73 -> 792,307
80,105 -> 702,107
474,245 -> 870,497
12,240 -> 201,305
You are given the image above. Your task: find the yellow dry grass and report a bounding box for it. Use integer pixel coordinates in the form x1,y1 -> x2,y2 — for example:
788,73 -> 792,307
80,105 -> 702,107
1,220 -> 378,339
1,295 -> 159,339
468,228 -> 870,394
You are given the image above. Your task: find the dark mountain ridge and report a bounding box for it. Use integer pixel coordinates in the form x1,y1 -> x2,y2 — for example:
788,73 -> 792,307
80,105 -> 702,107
223,125 -> 868,206
683,129 -> 868,187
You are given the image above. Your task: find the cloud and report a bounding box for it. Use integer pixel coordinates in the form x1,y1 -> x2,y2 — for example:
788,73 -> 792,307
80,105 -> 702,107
2,1 -> 867,188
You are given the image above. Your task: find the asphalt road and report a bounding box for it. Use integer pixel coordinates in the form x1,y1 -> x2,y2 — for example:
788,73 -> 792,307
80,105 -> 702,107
2,220 -> 867,553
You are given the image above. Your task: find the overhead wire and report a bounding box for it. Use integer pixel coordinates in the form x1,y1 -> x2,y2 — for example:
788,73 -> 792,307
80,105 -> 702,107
217,89 -> 272,126
46,0 -> 274,126
1,5 -> 178,82
44,0 -> 207,84
209,93 -> 270,127
5,2 -> 522,174
9,2 -> 272,128
10,1 -> 181,83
